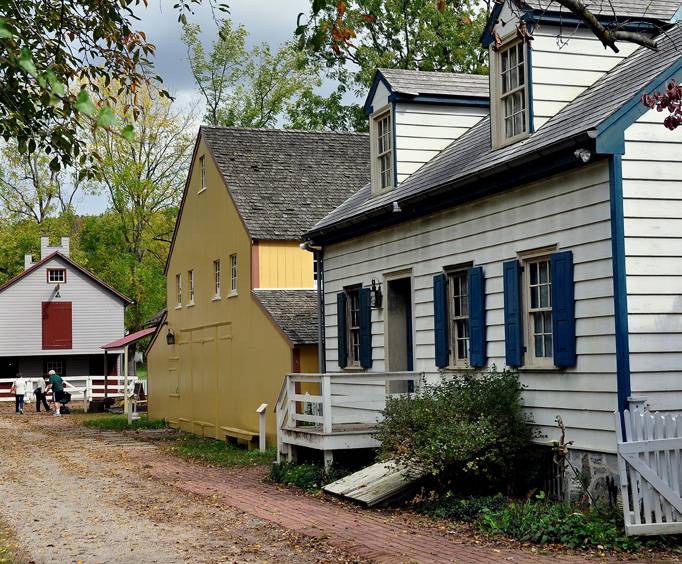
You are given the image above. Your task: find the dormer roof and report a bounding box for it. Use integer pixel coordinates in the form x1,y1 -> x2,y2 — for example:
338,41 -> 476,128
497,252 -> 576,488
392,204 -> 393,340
523,0 -> 681,21
364,69 -> 489,113
308,23 -> 682,243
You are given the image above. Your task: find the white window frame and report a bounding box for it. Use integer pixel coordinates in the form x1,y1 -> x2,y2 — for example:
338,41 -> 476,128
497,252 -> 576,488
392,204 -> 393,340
213,259 -> 221,300
188,270 -> 195,305
199,155 -> 206,193
47,268 -> 66,284
370,107 -> 394,194
345,285 -> 362,368
447,269 -> 470,367
229,254 -> 237,296
175,273 -> 182,308
491,37 -> 530,149
522,251 -> 554,368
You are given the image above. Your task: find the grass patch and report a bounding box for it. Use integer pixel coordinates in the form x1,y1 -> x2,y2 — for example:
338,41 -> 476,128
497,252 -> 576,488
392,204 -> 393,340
0,521 -> 23,564
82,414 -> 167,432
166,434 -> 275,466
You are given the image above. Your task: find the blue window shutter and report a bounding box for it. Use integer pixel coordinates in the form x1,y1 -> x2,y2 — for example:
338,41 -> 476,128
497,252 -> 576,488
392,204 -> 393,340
433,273 -> 449,368
468,267 -> 486,368
503,260 -> 524,367
551,251 -> 576,368
337,292 -> 348,368
359,288 -> 373,368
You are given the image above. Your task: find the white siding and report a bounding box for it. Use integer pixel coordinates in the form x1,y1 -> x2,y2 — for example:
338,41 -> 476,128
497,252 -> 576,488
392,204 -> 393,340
531,28 -> 637,129
0,255 -> 126,357
394,103 -> 488,183
623,109 -> 682,412
324,162 -> 618,453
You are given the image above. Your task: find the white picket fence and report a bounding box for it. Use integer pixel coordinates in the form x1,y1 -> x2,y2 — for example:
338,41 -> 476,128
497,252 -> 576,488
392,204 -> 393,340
616,409 -> 682,536
0,375 -> 138,404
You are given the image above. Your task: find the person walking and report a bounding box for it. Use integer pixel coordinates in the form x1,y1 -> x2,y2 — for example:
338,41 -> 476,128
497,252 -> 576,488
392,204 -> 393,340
45,369 -> 65,416
10,373 -> 27,414
33,376 -> 51,413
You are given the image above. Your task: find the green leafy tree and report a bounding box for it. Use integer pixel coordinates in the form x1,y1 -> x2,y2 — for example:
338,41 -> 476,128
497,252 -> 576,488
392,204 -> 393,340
298,0 -> 488,91
286,87 -> 367,132
89,83 -> 196,329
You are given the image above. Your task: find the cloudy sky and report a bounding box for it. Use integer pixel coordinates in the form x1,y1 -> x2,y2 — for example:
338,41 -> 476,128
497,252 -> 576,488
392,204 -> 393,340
79,0 -> 324,213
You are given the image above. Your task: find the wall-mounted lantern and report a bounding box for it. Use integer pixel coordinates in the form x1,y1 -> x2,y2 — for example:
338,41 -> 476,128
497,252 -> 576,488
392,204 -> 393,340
166,329 -> 175,345
370,278 -> 383,309
54,283 -> 61,299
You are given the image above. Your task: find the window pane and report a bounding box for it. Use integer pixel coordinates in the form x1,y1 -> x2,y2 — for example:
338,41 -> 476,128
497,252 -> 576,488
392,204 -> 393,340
545,334 -> 553,358
539,284 -> 550,308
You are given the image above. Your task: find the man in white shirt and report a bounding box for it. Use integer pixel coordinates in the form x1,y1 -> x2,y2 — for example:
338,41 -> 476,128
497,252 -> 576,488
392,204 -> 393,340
10,373 -> 27,414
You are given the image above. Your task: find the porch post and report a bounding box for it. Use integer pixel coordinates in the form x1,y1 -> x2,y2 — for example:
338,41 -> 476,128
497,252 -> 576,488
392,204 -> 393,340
124,344 -> 131,424
104,350 -> 108,399
321,374 -> 332,434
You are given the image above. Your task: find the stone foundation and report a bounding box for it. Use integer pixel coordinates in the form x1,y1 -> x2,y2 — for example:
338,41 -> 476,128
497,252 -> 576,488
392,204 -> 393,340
566,449 -> 620,505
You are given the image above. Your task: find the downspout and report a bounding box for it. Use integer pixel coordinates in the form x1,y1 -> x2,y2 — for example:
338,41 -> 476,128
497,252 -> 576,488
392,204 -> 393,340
608,155 -> 632,434
301,241 -> 326,373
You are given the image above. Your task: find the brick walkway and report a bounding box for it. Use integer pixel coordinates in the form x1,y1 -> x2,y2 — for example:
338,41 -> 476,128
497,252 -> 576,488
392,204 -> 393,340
142,454 -> 604,563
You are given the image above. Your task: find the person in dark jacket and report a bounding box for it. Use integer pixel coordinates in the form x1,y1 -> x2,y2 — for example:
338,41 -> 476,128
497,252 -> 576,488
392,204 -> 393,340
33,376 -> 50,413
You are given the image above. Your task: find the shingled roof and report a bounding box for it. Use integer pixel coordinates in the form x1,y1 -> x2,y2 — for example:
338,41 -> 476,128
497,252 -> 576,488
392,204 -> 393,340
377,68 -> 489,98
309,23 -> 682,240
201,127 -> 369,240
523,0 -> 681,21
252,289 -> 318,345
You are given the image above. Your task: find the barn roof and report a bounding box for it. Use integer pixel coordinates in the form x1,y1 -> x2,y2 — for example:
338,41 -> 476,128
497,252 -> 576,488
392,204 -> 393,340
0,251 -> 132,304
252,289 -> 318,345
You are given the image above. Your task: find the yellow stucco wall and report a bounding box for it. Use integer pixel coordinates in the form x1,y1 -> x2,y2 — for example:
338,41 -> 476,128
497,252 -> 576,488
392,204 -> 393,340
256,241 -> 315,289
147,137 -> 317,446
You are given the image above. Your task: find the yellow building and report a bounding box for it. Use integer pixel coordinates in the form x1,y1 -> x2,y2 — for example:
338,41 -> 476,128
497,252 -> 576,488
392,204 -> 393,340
147,127 -> 369,446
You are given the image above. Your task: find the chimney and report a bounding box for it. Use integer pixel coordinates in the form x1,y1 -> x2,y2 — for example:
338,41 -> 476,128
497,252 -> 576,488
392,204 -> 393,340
24,254 -> 33,270
40,236 -> 70,259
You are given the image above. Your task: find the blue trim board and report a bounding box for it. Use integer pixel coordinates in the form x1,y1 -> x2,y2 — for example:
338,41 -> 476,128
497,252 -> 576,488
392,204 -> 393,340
596,59 -> 682,154
526,39 -> 535,134
608,155 -> 632,424
481,1 -> 505,47
363,71 -> 393,115
674,4 -> 682,22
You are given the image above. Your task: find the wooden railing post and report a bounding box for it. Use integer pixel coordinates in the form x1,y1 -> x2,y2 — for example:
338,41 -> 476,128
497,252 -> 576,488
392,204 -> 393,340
287,375 -> 296,428
322,374 -> 332,434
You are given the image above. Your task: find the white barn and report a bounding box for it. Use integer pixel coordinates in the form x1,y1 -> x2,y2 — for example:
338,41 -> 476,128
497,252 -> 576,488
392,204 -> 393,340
0,237 -> 130,399
278,1 -> 682,494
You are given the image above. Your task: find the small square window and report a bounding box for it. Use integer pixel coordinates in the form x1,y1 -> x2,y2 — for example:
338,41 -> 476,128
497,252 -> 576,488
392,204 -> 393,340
47,269 -> 66,284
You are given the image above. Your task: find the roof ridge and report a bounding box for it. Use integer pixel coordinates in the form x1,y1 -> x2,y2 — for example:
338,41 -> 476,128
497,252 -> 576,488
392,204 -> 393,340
200,125 -> 369,137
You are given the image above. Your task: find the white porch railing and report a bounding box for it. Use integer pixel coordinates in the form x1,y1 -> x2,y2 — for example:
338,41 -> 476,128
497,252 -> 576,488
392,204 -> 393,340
276,371 -> 423,461
0,375 -> 138,404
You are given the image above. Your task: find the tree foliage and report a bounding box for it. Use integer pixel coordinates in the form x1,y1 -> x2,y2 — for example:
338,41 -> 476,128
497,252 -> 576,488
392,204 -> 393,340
642,79 -> 682,131
297,0 -> 487,90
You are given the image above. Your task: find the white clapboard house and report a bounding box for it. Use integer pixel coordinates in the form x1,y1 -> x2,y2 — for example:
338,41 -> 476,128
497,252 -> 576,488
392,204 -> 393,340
0,237 -> 131,401
277,0 -> 682,494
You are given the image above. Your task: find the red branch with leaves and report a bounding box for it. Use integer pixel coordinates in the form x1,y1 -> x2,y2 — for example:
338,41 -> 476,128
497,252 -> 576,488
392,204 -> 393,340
642,80 -> 682,131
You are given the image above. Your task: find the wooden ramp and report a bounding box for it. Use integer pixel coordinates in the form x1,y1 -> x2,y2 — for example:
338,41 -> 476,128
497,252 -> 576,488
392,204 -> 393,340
323,461 -> 426,507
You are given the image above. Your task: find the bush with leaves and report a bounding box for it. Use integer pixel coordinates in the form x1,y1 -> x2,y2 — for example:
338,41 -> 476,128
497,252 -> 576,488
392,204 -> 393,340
269,462 -> 348,492
376,369 -> 534,492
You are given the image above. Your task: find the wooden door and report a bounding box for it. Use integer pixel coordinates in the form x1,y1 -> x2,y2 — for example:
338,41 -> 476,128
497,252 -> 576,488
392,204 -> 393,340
42,302 -> 72,349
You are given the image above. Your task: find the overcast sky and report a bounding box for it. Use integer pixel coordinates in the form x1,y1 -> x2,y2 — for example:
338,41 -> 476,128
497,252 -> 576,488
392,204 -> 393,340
78,0 -> 321,214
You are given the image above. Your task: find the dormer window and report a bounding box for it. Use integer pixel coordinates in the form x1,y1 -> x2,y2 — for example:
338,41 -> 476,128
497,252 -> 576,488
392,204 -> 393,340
371,109 -> 394,194
492,39 -> 530,148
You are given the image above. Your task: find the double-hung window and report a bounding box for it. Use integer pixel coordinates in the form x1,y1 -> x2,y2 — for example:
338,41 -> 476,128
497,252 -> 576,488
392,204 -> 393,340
493,39 -> 530,147
175,273 -> 182,308
503,250 -> 576,369
448,270 -> 469,366
230,254 -> 237,296
346,287 -> 361,367
336,285 -> 372,369
213,259 -> 221,298
375,112 -> 393,191
199,155 -> 206,192
188,270 -> 195,305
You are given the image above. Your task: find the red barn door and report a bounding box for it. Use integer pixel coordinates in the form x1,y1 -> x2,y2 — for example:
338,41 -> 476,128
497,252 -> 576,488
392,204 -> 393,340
42,302 -> 72,349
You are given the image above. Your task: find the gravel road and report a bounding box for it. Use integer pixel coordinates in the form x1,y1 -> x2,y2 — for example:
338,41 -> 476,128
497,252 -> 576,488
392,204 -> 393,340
0,408 -> 362,563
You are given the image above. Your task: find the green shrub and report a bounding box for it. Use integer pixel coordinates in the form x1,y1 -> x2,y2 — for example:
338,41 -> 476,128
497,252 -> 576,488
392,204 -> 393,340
415,493 -> 507,522
83,415 -> 167,431
375,368 -> 535,492
478,498 -> 643,551
269,462 -> 347,492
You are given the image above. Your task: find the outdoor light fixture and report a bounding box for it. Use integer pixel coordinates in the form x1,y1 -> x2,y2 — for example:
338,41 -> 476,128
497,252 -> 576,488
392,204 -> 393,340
370,278 -> 383,309
54,283 -> 61,299
166,329 -> 175,345
392,201 -> 402,213
574,148 -> 592,163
